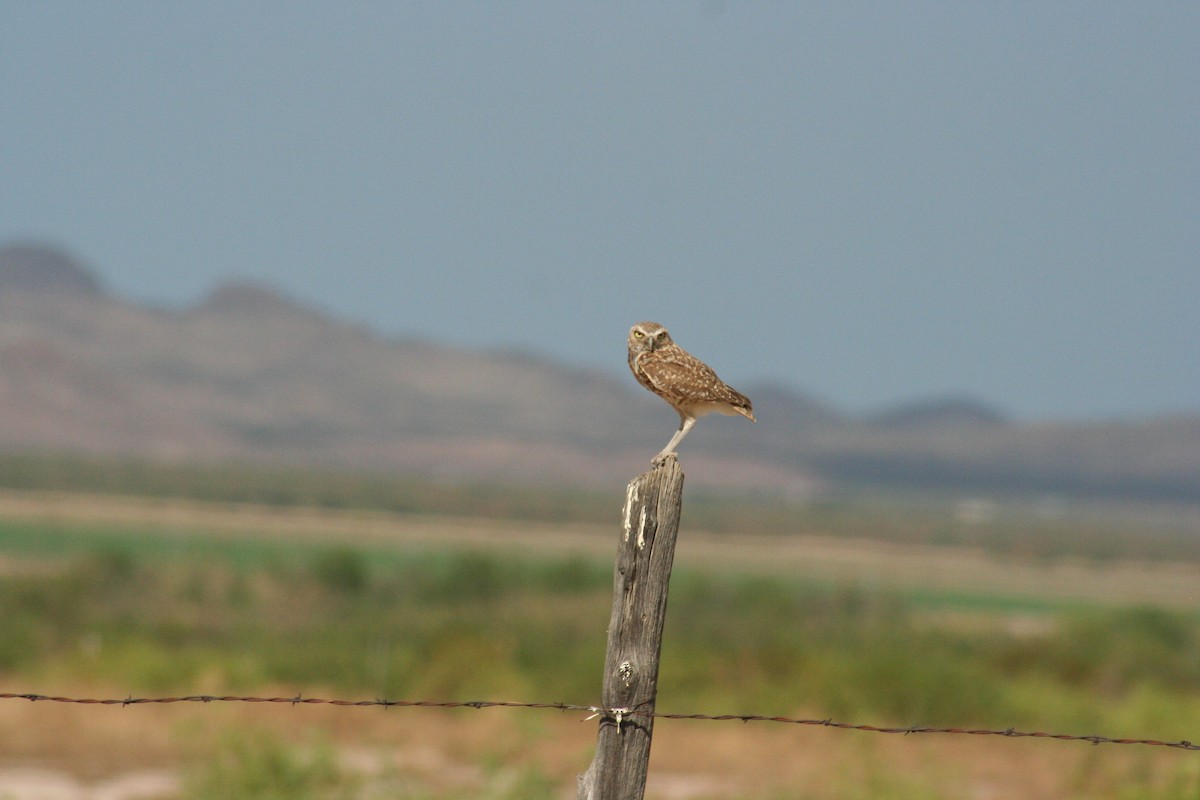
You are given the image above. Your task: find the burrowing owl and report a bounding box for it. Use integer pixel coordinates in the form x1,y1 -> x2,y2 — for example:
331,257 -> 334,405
627,321 -> 755,464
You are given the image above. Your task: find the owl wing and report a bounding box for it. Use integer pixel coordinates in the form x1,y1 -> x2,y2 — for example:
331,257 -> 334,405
638,351 -> 727,405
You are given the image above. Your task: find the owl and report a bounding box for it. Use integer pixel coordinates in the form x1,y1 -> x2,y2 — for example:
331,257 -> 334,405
627,321 -> 755,464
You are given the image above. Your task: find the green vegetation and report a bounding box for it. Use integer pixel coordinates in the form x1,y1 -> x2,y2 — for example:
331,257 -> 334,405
183,729 -> 356,800
179,727 -> 559,800
3,519 -> 1199,741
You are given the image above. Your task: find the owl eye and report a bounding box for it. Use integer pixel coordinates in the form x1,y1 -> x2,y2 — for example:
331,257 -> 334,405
633,330 -> 644,339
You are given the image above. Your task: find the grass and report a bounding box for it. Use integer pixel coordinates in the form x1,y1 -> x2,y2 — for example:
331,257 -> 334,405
182,728 -> 356,800
178,726 -> 561,800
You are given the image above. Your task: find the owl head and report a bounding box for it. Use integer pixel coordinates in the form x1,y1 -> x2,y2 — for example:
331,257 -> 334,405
628,321 -> 672,354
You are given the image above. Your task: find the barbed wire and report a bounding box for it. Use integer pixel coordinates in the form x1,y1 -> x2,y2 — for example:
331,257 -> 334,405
2,692 -> 1197,751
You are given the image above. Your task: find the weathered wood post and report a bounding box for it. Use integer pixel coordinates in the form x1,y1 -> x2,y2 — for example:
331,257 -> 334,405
578,457 -> 685,800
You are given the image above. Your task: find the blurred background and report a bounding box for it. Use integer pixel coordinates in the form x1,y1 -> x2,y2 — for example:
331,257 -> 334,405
0,3 -> 1198,799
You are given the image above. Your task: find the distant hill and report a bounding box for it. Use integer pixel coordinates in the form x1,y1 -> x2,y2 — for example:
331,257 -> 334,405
870,396 -> 1008,430
0,242 -> 1196,501
0,242 -> 104,296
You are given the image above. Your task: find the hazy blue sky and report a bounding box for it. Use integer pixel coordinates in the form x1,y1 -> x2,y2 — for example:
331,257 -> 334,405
3,3 -> 1197,420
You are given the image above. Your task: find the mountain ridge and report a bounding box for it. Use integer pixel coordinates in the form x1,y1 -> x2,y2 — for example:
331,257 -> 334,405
1,243 -> 1196,501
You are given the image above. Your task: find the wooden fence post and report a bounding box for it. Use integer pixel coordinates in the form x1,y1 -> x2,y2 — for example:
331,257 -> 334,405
577,457 -> 685,800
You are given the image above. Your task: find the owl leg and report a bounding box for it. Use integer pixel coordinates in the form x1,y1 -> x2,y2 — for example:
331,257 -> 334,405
652,415 -> 696,464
